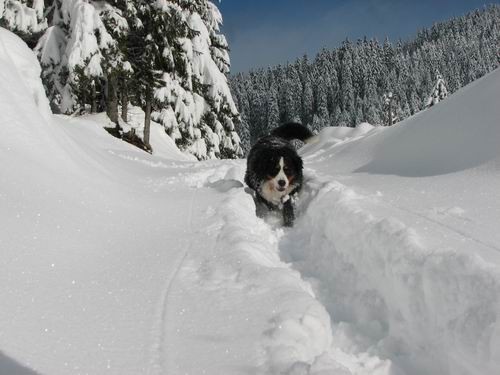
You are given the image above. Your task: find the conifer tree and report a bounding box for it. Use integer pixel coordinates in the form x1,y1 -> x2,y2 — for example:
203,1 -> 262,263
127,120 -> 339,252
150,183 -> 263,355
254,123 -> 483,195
0,0 -> 46,47
267,78 -> 280,130
301,73 -> 314,126
152,0 -> 242,159
382,92 -> 398,126
425,72 -> 448,108
35,0 -> 120,114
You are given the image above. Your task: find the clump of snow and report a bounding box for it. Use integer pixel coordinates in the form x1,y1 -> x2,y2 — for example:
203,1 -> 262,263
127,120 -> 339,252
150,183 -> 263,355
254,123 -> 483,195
187,12 -> 237,115
0,0 -> 46,34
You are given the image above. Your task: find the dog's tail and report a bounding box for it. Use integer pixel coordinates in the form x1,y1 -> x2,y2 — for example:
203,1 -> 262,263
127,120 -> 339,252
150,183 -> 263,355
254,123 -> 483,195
271,122 -> 316,143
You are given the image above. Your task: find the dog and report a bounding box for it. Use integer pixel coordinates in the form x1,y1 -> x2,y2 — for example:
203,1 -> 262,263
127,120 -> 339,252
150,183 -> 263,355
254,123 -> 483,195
244,122 -> 314,226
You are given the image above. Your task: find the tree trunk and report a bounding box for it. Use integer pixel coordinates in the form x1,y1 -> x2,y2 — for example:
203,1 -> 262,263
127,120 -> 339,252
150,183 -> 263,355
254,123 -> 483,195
91,83 -> 97,113
81,83 -> 86,113
107,74 -> 119,125
388,98 -> 393,126
144,89 -> 152,150
121,79 -> 128,123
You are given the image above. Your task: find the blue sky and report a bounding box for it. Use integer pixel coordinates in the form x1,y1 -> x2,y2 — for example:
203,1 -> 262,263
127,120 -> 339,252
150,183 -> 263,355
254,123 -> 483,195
217,0 -> 499,73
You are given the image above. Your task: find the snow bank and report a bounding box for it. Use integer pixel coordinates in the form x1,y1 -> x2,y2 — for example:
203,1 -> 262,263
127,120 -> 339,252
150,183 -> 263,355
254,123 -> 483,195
83,108 -> 195,162
0,27 -> 51,121
211,189 -> 332,374
282,178 -> 500,374
0,27 -> 73,173
287,69 -> 500,375
301,122 -> 378,161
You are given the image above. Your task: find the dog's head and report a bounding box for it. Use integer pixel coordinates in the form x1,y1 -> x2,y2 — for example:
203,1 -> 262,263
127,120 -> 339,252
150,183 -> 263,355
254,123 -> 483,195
254,149 -> 303,204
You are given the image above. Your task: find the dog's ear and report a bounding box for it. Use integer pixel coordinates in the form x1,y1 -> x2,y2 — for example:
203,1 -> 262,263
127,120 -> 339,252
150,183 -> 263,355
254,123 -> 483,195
285,151 -> 302,173
294,155 -> 303,172
254,150 -> 274,177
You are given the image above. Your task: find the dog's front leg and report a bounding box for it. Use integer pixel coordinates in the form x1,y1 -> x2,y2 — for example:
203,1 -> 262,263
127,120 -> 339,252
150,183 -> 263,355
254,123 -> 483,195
282,198 -> 294,227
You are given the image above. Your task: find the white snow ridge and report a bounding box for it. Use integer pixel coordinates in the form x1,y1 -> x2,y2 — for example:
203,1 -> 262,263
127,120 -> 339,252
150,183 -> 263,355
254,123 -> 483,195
1,27 -> 500,375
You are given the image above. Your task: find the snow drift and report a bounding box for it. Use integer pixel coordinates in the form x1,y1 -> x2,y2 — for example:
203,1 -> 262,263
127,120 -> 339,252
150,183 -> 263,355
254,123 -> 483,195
356,72 -> 500,177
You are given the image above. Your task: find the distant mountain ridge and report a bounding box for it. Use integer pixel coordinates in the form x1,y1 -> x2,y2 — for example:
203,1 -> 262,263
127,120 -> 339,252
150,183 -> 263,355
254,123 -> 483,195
230,5 -> 500,152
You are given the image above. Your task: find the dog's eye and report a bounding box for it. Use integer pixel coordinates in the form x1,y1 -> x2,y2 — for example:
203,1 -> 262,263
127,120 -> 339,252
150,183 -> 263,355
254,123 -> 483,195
283,167 -> 291,175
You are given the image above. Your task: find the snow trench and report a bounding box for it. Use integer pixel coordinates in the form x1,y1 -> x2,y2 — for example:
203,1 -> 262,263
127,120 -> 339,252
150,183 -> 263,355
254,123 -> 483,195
194,165 -> 391,374
202,164 -> 500,375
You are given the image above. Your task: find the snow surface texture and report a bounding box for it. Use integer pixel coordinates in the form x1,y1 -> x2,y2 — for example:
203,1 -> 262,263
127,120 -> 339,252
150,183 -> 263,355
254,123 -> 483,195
1,28 -> 500,375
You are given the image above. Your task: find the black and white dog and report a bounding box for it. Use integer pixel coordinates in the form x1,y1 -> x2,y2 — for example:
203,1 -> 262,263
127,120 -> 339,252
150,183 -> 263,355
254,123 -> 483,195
244,123 -> 314,226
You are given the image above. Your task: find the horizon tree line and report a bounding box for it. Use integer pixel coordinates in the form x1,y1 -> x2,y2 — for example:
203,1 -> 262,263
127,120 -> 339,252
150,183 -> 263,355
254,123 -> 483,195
230,5 -> 499,153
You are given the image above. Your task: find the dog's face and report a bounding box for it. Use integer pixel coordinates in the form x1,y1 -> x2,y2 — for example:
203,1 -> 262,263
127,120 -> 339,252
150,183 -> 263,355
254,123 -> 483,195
258,154 -> 301,205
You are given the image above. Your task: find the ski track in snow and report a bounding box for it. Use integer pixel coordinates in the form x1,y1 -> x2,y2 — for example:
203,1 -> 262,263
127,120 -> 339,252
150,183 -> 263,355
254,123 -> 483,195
149,191 -> 196,375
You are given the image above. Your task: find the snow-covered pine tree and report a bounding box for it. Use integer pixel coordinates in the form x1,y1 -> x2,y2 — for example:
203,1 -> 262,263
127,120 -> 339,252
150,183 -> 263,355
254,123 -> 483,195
35,0 -> 123,114
0,0 -> 46,46
125,1 -> 184,150
382,92 -> 398,126
266,76 -> 280,130
281,64 -> 301,123
235,111 -> 250,155
425,72 -> 448,108
152,0 -> 242,160
248,83 -> 267,144
99,1 -> 132,124
229,73 -> 251,152
301,73 -> 313,127
338,40 -> 355,125
315,78 -> 329,129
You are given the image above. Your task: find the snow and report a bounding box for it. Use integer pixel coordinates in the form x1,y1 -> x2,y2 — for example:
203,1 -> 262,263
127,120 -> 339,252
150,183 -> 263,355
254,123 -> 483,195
0,28 -> 51,121
1,28 -> 500,375
0,0 -> 46,34
34,0 -> 120,113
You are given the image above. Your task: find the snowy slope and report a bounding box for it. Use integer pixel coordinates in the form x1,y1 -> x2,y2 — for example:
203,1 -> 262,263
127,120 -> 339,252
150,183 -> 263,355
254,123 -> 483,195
1,27 -> 500,375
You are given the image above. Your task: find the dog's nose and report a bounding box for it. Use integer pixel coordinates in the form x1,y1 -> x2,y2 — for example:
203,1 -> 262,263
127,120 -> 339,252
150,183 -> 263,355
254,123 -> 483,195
278,179 -> 286,187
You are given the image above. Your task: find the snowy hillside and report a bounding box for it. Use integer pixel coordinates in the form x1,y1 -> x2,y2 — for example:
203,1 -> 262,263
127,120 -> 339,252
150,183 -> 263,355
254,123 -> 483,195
1,28 -> 500,375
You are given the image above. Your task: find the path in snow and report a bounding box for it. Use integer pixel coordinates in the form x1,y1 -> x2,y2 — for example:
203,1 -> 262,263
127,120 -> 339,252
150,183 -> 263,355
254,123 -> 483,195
166,161 -> 392,375
179,151 -> 500,375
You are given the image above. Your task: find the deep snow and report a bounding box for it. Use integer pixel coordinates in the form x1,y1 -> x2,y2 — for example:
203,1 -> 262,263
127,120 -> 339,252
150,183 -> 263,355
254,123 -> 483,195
1,28 -> 500,375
